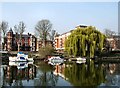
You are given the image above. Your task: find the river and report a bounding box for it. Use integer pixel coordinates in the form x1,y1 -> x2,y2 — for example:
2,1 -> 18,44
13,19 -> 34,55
0,60 -> 120,87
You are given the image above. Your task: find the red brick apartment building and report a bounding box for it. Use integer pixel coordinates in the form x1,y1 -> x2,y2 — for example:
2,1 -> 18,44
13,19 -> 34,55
54,25 -> 88,53
54,31 -> 72,53
5,29 -> 37,51
36,39 -> 53,51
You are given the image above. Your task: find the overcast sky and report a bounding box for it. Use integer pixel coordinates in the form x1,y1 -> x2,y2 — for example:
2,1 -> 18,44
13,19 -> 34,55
1,2 -> 119,35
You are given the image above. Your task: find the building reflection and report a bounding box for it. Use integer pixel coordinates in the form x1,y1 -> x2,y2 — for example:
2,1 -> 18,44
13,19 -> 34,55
108,64 -> 116,74
103,63 -> 120,86
2,63 -> 36,86
53,64 -> 66,79
51,62 -> 120,87
102,63 -> 120,75
53,61 -> 106,86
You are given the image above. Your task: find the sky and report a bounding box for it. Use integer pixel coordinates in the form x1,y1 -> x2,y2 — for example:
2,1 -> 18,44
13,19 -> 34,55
1,2 -> 119,35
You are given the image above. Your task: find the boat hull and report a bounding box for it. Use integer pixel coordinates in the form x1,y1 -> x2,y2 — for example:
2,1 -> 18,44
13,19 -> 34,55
9,57 -> 34,62
76,57 -> 86,61
48,56 -> 64,65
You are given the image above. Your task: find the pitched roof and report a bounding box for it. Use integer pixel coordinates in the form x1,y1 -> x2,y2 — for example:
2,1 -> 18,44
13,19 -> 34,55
8,28 -> 13,33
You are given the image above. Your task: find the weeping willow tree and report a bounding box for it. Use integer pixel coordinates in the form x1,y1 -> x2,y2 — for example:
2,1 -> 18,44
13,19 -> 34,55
65,26 -> 106,58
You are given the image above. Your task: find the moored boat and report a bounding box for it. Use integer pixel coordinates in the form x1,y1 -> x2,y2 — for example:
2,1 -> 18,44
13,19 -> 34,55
76,57 -> 86,61
9,52 -> 33,62
76,60 -> 86,64
9,61 -> 33,69
48,56 -> 64,65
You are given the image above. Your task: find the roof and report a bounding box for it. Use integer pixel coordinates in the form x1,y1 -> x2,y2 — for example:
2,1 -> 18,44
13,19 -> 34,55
14,34 -> 32,38
61,30 -> 73,36
22,34 -> 30,38
8,28 -> 13,33
14,33 -> 37,38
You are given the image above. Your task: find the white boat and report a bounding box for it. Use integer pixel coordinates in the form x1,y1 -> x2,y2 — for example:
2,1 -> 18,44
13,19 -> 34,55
48,56 -> 64,65
9,61 -> 33,69
76,60 -> 86,64
9,52 -> 34,62
76,57 -> 86,61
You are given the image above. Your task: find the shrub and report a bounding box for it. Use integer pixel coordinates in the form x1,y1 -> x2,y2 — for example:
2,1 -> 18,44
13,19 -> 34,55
38,44 -> 55,58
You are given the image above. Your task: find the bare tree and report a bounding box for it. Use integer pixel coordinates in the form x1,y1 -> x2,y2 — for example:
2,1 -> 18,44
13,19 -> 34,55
104,29 -> 116,37
0,21 -> 8,38
50,30 -> 56,41
0,21 -> 8,50
13,21 -> 26,51
35,19 -> 52,47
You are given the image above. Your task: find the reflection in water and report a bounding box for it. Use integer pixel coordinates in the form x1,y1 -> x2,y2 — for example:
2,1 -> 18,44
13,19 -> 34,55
2,62 -> 36,86
63,61 -> 106,86
34,61 -> 58,86
1,60 -> 120,87
102,63 -> 120,86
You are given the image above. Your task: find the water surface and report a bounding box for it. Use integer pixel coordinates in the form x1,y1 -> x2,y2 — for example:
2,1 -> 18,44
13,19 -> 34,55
0,60 -> 120,87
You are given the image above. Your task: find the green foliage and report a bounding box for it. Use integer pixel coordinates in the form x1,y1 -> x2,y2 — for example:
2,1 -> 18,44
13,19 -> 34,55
65,26 -> 106,58
39,44 -> 55,58
64,60 -> 105,86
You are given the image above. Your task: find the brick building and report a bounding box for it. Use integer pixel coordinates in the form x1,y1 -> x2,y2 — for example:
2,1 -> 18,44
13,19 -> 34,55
54,25 -> 87,53
36,39 -> 53,51
54,31 -> 72,53
5,29 -> 37,51
106,36 -> 120,50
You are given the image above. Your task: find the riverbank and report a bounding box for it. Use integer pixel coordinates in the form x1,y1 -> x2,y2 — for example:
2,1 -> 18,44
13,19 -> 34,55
1,50 -> 120,63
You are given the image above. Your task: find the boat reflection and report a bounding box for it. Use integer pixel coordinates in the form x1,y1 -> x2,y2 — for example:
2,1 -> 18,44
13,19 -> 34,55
2,62 -> 36,86
9,61 -> 33,70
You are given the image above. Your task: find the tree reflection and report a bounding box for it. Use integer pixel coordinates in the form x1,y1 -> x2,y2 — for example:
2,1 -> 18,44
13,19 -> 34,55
64,60 -> 106,86
35,61 -> 58,86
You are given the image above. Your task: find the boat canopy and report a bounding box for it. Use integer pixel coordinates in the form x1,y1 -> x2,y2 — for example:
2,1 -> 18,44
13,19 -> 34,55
18,52 -> 24,54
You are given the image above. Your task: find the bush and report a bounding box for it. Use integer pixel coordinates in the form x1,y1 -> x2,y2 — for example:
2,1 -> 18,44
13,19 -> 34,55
38,44 -> 55,58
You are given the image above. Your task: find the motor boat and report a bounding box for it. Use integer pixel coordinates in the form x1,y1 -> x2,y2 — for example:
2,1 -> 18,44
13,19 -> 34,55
9,52 -> 34,62
76,60 -> 86,64
48,56 -> 64,65
76,57 -> 86,61
9,61 -> 33,69
76,57 -> 86,64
